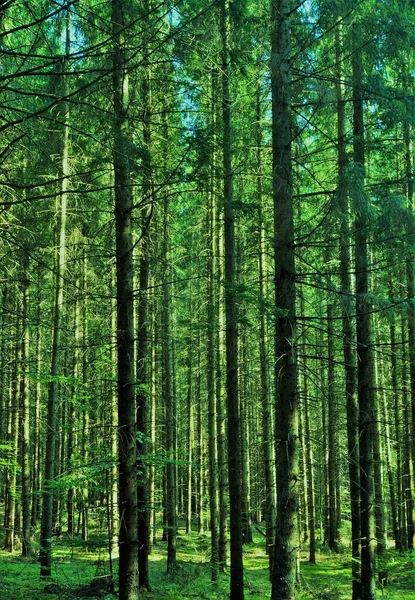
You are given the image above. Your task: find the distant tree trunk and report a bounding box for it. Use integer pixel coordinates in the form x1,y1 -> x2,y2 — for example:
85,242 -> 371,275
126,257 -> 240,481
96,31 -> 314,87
31,275 -> 42,528
256,77 -> 276,573
161,119 -> 177,572
220,1 -> 244,597
240,337 -> 253,545
148,302 -> 157,551
404,118 -> 415,551
401,315 -> 414,550
112,0 -> 138,596
40,20 -> 70,574
81,253 -> 89,542
109,290 -> 119,552
196,333 -> 204,536
67,286 -> 80,536
335,20 -> 360,597
270,1 -> 299,599
298,406 -> 308,546
207,152 -> 219,579
4,317 -> 20,552
185,335 -> 194,535
376,326 -> 398,550
21,255 -> 31,556
299,281 -> 315,564
215,180 -> 227,570
327,304 -> 339,553
373,351 -> 385,555
390,305 -> 405,551
303,365 -> 316,564
321,360 -> 329,545
136,7 -> 152,584
352,24 -> 376,600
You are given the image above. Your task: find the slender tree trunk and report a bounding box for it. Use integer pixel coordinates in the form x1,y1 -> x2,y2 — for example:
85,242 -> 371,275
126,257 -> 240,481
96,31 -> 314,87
21,256 -> 31,556
352,25 -> 376,600
112,0 -> 138,596
240,337 -> 253,545
327,304 -> 339,552
404,118 -> 415,551
256,78 -> 276,573
31,276 -> 42,528
215,181 -> 227,569
220,1 -> 244,597
377,328 -> 398,550
81,254 -> 89,543
67,286 -> 80,536
390,307 -> 405,551
373,349 -> 385,554
185,340 -> 194,534
40,21 -> 70,574
401,314 -> 414,550
148,300 -> 157,551
161,119 -> 177,571
207,156 -> 219,579
4,318 -> 21,552
110,290 -> 119,552
335,20 -> 360,597
270,2 -> 299,599
136,8 -> 152,584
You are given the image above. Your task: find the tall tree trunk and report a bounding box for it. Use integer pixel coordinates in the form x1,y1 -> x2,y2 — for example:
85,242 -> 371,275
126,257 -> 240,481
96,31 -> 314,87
207,148 -> 219,579
81,253 -> 89,542
270,1 -> 299,599
40,20 -> 70,574
256,78 -> 276,573
376,325 -> 398,550
240,337 -> 253,545
352,24 -> 376,600
327,304 -> 339,552
67,284 -> 80,536
373,347 -> 385,554
215,178 -> 227,569
390,305 -> 405,551
335,20 -> 360,597
4,316 -> 21,552
161,116 -> 177,572
401,314 -> 414,550
136,5 -> 152,585
220,1 -> 244,597
404,117 -> 415,551
31,275 -> 42,528
21,255 -> 31,556
112,0 -> 138,596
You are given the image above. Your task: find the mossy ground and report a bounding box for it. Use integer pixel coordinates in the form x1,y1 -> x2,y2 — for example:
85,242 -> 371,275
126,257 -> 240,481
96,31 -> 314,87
0,531 -> 414,599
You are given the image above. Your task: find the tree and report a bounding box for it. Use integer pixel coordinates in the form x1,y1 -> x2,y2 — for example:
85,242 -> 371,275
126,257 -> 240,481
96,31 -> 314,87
112,0 -> 138,596
270,1 -> 299,599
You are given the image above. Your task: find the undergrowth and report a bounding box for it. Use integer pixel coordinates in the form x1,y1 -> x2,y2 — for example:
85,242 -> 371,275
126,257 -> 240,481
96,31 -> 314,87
1,530 -> 415,599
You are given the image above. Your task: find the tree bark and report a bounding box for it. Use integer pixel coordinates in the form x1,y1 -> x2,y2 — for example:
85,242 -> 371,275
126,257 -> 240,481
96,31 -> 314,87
352,24 -> 376,600
221,1 -> 244,597
40,20 -> 70,573
112,0 -> 138,596
270,1 -> 299,599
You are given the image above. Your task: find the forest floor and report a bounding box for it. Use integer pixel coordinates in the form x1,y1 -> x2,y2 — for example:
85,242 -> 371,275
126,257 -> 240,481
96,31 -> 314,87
0,530 -> 414,600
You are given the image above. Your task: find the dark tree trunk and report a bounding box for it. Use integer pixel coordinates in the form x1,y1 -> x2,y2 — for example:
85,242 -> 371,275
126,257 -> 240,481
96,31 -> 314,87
220,1 -> 244,598
112,1 -> 138,596
40,22 -> 70,573
270,1 -> 299,599
352,25 -> 376,600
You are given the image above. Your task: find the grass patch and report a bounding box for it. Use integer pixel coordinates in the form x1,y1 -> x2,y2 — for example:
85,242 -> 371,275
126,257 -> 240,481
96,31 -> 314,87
1,531 -> 415,599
